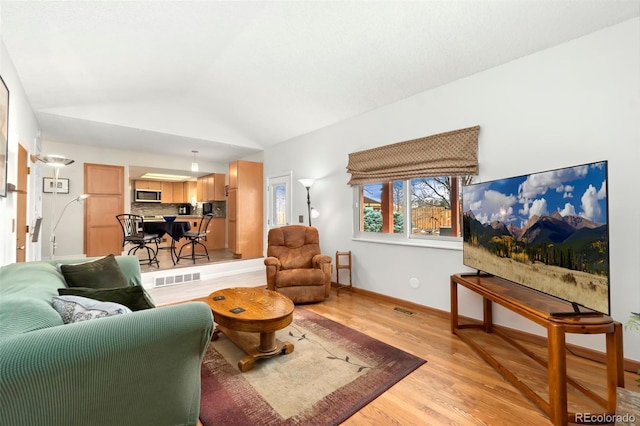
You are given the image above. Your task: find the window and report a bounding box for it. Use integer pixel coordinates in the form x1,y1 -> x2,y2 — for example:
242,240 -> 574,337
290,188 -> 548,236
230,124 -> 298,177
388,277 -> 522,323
356,176 -> 469,240
347,125 -> 480,244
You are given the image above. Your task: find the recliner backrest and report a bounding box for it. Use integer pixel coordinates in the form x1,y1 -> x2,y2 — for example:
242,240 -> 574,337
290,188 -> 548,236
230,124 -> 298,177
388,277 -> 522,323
267,225 -> 321,270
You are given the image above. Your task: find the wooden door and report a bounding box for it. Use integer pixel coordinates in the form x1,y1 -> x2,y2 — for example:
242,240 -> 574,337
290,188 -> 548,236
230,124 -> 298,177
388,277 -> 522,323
15,144 -> 28,262
84,163 -> 124,257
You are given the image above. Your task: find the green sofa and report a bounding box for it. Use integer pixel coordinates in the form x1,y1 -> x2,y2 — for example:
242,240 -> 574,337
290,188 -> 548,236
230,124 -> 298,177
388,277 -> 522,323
0,255 -> 214,426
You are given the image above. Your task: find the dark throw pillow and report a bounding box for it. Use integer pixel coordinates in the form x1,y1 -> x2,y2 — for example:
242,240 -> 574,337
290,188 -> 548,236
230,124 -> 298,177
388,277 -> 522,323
60,254 -> 129,289
58,286 -> 155,311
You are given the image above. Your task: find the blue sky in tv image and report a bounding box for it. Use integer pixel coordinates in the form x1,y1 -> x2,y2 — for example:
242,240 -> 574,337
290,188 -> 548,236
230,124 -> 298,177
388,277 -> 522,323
463,161 -> 607,228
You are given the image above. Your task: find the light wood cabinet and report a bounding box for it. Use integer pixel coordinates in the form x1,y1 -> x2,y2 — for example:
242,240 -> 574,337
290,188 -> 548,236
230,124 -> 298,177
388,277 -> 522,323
134,180 -> 162,190
184,181 -> 197,203
175,217 -> 225,254
160,181 -> 173,203
173,182 -> 184,203
227,160 -> 263,259
197,173 -> 226,201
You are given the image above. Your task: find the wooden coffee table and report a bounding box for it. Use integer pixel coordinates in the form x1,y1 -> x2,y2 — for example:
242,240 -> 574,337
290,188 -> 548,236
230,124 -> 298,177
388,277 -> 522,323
206,287 -> 295,372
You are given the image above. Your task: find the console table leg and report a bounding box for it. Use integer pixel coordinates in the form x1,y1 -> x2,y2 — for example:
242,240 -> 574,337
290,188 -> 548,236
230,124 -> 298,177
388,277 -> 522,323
606,322 -> 625,412
450,278 -> 458,334
483,297 -> 493,333
548,324 -> 568,426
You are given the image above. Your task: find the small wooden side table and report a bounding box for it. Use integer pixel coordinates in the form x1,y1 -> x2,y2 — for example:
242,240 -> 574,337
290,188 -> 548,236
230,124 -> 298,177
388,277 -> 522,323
335,251 -> 352,295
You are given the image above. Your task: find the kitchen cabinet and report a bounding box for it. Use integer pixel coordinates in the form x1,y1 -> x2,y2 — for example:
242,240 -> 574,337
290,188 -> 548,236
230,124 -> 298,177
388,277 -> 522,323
197,173 -> 226,201
184,181 -> 197,203
227,160 -> 263,259
175,217 -> 225,254
161,182 -> 174,203
134,180 -> 162,190
159,182 -> 190,204
173,182 -> 184,203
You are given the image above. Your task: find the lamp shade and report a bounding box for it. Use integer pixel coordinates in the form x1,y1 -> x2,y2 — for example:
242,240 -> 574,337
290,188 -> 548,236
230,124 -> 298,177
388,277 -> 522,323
191,150 -> 199,172
298,178 -> 315,188
37,154 -> 74,167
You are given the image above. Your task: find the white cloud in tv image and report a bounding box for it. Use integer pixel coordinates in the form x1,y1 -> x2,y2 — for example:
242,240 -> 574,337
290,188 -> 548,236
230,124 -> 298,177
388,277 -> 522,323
462,161 -> 610,315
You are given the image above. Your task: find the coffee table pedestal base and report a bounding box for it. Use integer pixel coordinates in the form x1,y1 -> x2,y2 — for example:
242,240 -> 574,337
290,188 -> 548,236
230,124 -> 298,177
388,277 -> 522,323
213,325 -> 294,372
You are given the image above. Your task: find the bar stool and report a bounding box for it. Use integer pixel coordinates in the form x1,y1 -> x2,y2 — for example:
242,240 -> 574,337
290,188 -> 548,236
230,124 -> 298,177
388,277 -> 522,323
335,251 -> 352,295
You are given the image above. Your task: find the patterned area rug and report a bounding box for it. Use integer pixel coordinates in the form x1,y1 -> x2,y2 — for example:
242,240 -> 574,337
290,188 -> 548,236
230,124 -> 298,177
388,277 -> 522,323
199,308 -> 426,425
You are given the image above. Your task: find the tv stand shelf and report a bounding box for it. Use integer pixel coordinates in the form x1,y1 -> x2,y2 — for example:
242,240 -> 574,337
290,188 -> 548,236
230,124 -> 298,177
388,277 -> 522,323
450,273 -> 624,426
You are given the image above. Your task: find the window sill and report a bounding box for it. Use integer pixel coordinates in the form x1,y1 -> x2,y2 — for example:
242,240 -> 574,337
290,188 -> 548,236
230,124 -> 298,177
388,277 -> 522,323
352,234 -> 463,251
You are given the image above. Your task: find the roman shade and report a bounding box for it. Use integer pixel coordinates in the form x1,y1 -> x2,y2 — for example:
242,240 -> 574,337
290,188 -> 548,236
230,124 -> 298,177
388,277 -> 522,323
346,125 -> 480,185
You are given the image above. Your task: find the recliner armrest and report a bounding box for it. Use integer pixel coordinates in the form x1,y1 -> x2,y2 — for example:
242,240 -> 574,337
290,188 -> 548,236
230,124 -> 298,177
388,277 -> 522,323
312,254 -> 332,268
264,257 -> 281,268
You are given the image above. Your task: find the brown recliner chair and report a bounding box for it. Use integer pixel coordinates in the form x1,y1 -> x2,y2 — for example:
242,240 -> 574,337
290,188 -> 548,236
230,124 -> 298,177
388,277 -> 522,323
264,225 -> 332,304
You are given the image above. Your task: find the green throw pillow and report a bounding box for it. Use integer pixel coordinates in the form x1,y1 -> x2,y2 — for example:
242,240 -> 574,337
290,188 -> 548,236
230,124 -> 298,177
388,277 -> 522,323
60,254 -> 129,289
58,286 -> 155,311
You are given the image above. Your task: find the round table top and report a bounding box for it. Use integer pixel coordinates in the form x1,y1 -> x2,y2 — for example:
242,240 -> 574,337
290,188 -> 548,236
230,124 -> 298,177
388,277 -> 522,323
206,287 -> 294,333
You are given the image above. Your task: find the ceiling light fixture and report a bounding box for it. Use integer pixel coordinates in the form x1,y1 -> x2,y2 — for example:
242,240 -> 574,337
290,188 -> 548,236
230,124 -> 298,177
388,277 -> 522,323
139,173 -> 191,181
191,150 -> 199,172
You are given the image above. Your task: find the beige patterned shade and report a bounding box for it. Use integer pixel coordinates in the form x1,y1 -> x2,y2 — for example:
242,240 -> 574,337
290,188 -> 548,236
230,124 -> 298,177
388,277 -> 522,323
346,125 -> 480,185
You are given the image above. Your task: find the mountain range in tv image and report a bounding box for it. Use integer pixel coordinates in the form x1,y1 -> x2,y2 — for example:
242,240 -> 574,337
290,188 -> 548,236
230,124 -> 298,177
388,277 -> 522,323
462,161 -> 610,314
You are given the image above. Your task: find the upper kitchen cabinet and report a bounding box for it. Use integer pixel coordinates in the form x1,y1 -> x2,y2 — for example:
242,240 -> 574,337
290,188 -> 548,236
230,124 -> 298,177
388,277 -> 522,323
197,173 -> 225,201
159,181 -> 189,204
134,180 -> 162,190
184,181 -> 197,203
161,182 -> 173,203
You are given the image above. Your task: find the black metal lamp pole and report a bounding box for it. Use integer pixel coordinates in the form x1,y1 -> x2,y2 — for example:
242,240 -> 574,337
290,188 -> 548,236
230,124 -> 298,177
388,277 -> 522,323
304,186 -> 312,226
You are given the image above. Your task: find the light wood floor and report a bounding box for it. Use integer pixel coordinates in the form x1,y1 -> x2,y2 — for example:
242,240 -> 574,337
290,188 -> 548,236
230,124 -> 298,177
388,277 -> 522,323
150,273 -> 638,426
133,240 -> 237,273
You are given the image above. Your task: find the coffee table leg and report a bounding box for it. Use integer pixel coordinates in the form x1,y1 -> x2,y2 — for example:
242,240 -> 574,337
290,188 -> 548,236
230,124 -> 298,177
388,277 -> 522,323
259,331 -> 276,352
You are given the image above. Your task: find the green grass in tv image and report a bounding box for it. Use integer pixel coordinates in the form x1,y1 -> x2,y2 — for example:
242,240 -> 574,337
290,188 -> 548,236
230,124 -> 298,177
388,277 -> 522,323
463,214 -> 609,314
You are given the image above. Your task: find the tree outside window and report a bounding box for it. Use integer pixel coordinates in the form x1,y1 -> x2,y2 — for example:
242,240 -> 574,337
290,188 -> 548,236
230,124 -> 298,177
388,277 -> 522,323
358,176 -> 470,238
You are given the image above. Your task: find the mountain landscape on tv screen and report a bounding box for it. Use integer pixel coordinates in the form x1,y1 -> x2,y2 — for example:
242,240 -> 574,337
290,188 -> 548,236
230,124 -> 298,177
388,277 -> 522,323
463,211 -> 608,276
461,161 -> 610,314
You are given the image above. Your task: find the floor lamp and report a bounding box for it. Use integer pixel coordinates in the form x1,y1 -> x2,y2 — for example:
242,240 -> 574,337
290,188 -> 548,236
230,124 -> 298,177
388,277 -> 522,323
37,154 -> 75,259
298,178 -> 316,226
50,194 -> 89,259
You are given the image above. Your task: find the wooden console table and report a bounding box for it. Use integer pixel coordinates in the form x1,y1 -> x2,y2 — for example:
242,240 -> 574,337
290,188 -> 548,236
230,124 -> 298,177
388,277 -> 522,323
450,273 -> 624,426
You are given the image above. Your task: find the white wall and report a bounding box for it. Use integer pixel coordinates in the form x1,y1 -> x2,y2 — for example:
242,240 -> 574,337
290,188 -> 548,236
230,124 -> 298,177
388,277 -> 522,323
264,18 -> 640,360
0,42 -> 41,266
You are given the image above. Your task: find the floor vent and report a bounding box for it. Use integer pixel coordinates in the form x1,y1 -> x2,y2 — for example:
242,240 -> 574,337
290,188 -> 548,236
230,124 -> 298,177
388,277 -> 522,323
154,271 -> 202,287
393,306 -> 416,317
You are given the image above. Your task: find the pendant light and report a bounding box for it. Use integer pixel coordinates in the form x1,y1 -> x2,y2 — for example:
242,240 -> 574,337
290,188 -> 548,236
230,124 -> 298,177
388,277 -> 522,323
191,150 -> 199,172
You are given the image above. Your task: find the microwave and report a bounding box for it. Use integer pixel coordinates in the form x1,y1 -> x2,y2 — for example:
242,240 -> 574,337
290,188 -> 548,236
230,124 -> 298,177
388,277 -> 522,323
135,189 -> 162,203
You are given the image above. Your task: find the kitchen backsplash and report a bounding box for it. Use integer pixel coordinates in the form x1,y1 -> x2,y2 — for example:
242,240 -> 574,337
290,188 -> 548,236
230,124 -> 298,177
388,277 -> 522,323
132,201 -> 226,218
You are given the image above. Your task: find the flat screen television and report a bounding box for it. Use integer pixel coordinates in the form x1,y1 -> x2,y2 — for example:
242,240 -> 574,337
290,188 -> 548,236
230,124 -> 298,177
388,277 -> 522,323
462,161 -> 610,316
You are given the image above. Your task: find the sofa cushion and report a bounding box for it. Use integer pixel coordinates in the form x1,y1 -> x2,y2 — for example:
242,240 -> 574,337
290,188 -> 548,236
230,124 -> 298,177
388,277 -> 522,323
0,298 -> 64,338
58,286 -> 155,311
51,295 -> 131,324
60,254 -> 129,289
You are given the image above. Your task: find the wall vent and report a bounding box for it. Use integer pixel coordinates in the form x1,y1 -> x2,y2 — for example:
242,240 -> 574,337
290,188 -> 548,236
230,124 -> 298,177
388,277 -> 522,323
154,271 -> 202,287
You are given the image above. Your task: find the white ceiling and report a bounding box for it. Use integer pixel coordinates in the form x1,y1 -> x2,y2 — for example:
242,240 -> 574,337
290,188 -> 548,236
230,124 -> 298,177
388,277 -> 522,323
1,1 -> 639,170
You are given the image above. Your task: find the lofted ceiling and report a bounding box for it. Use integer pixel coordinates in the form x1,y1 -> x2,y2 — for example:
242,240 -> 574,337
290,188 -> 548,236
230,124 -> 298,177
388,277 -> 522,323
1,1 -> 639,173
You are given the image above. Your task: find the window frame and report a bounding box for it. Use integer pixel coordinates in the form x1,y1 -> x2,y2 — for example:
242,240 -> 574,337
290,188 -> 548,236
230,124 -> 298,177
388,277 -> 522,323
352,178 -> 464,251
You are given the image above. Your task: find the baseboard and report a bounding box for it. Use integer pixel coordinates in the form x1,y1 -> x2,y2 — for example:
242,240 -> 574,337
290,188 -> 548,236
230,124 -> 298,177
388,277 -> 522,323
341,285 -> 640,374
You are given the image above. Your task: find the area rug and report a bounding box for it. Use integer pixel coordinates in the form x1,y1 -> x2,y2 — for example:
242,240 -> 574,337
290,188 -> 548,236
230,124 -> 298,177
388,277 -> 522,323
199,307 -> 426,425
